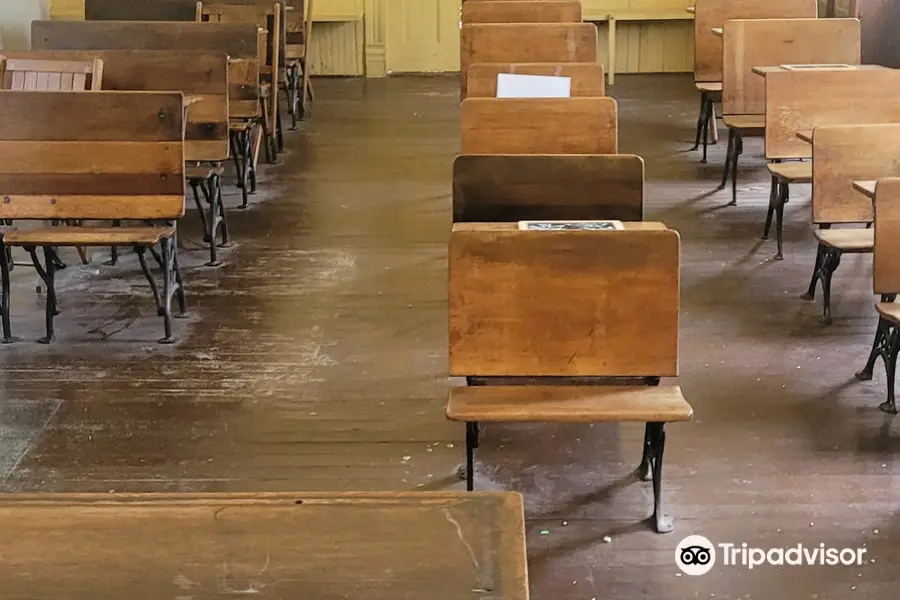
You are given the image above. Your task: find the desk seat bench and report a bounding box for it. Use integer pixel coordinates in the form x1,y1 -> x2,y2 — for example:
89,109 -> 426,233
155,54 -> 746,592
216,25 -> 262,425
855,178 -> 900,414
801,125 -> 900,323
447,223 -> 692,533
0,90 -> 188,345
448,382 -> 693,533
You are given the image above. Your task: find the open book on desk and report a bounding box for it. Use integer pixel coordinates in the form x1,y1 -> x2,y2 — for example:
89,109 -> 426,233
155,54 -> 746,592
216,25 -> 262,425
518,220 -> 625,231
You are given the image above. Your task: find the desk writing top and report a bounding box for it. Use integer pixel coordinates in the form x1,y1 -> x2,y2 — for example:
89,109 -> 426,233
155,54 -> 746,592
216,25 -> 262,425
854,180 -> 877,199
584,10 -> 694,21
752,64 -> 890,77
0,492 -> 529,600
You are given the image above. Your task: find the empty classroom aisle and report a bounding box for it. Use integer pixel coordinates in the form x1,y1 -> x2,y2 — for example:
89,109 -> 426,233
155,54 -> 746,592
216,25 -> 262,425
1,74 -> 899,598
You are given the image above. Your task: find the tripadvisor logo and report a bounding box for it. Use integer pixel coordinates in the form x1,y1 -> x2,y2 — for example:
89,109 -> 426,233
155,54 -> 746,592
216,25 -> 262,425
675,535 -> 868,575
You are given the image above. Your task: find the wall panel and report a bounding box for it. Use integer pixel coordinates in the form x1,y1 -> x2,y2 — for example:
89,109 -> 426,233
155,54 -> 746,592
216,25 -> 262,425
594,20 -> 694,74
309,20 -> 365,75
582,1 -> 694,74
365,0 -> 386,76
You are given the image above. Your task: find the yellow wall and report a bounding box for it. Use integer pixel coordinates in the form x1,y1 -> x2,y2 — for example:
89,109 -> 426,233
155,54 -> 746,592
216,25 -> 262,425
365,0 -> 386,77
308,0 -> 366,76
310,21 -> 365,76
51,0 -> 80,19
582,0 -> 694,74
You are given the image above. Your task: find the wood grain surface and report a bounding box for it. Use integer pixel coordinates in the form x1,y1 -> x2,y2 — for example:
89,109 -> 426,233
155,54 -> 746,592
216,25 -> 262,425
449,223 -> 680,378
722,17 -> 860,116
460,23 -> 597,99
766,69 -> 900,160
452,154 -> 643,222
462,0 -> 582,24
0,91 -> 185,221
460,97 -> 618,154
447,384 -> 693,422
811,124 -> 900,225
3,50 -> 229,162
693,0 -> 818,83
31,20 -> 260,119
0,492 -> 529,600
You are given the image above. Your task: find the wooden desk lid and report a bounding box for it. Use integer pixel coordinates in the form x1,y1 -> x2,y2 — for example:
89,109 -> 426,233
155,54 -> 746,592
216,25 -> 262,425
449,223 -> 680,378
0,492 -> 529,599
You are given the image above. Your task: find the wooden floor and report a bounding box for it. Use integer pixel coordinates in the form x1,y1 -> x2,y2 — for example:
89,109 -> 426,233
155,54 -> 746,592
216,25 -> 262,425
2,75 -> 899,597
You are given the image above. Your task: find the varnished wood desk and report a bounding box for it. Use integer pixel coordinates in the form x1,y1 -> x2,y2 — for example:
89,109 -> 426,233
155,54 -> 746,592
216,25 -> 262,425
0,492 -> 530,599
752,64 -> 889,77
854,179 -> 877,199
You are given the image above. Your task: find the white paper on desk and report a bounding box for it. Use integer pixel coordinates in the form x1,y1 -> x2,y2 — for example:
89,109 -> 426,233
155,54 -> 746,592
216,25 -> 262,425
496,73 -> 571,98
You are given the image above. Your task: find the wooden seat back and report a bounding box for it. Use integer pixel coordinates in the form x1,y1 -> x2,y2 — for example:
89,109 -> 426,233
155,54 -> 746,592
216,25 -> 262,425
1,58 -> 103,92
722,18 -> 861,117
31,20 -> 260,120
85,0 -> 198,20
811,124 -> 900,225
873,178 -> 900,296
460,23 -> 598,99
694,0 -> 818,83
453,154 -> 643,222
449,223 -> 680,378
0,91 -> 185,221
284,0 -> 312,63
460,98 -> 617,154
193,0 -> 296,53
462,0 -> 582,24
767,69 -> 900,161
0,493 -> 527,600
4,50 -> 229,163
197,2 -> 280,130
467,63 -> 605,97
197,1 -> 283,72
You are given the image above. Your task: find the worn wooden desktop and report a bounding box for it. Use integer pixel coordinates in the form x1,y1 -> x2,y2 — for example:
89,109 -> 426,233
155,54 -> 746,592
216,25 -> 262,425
765,69 -> 900,160
752,64 -> 889,77
693,0 -> 819,86
854,179 -> 877,199
0,492 -> 530,599
723,18 -> 861,117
